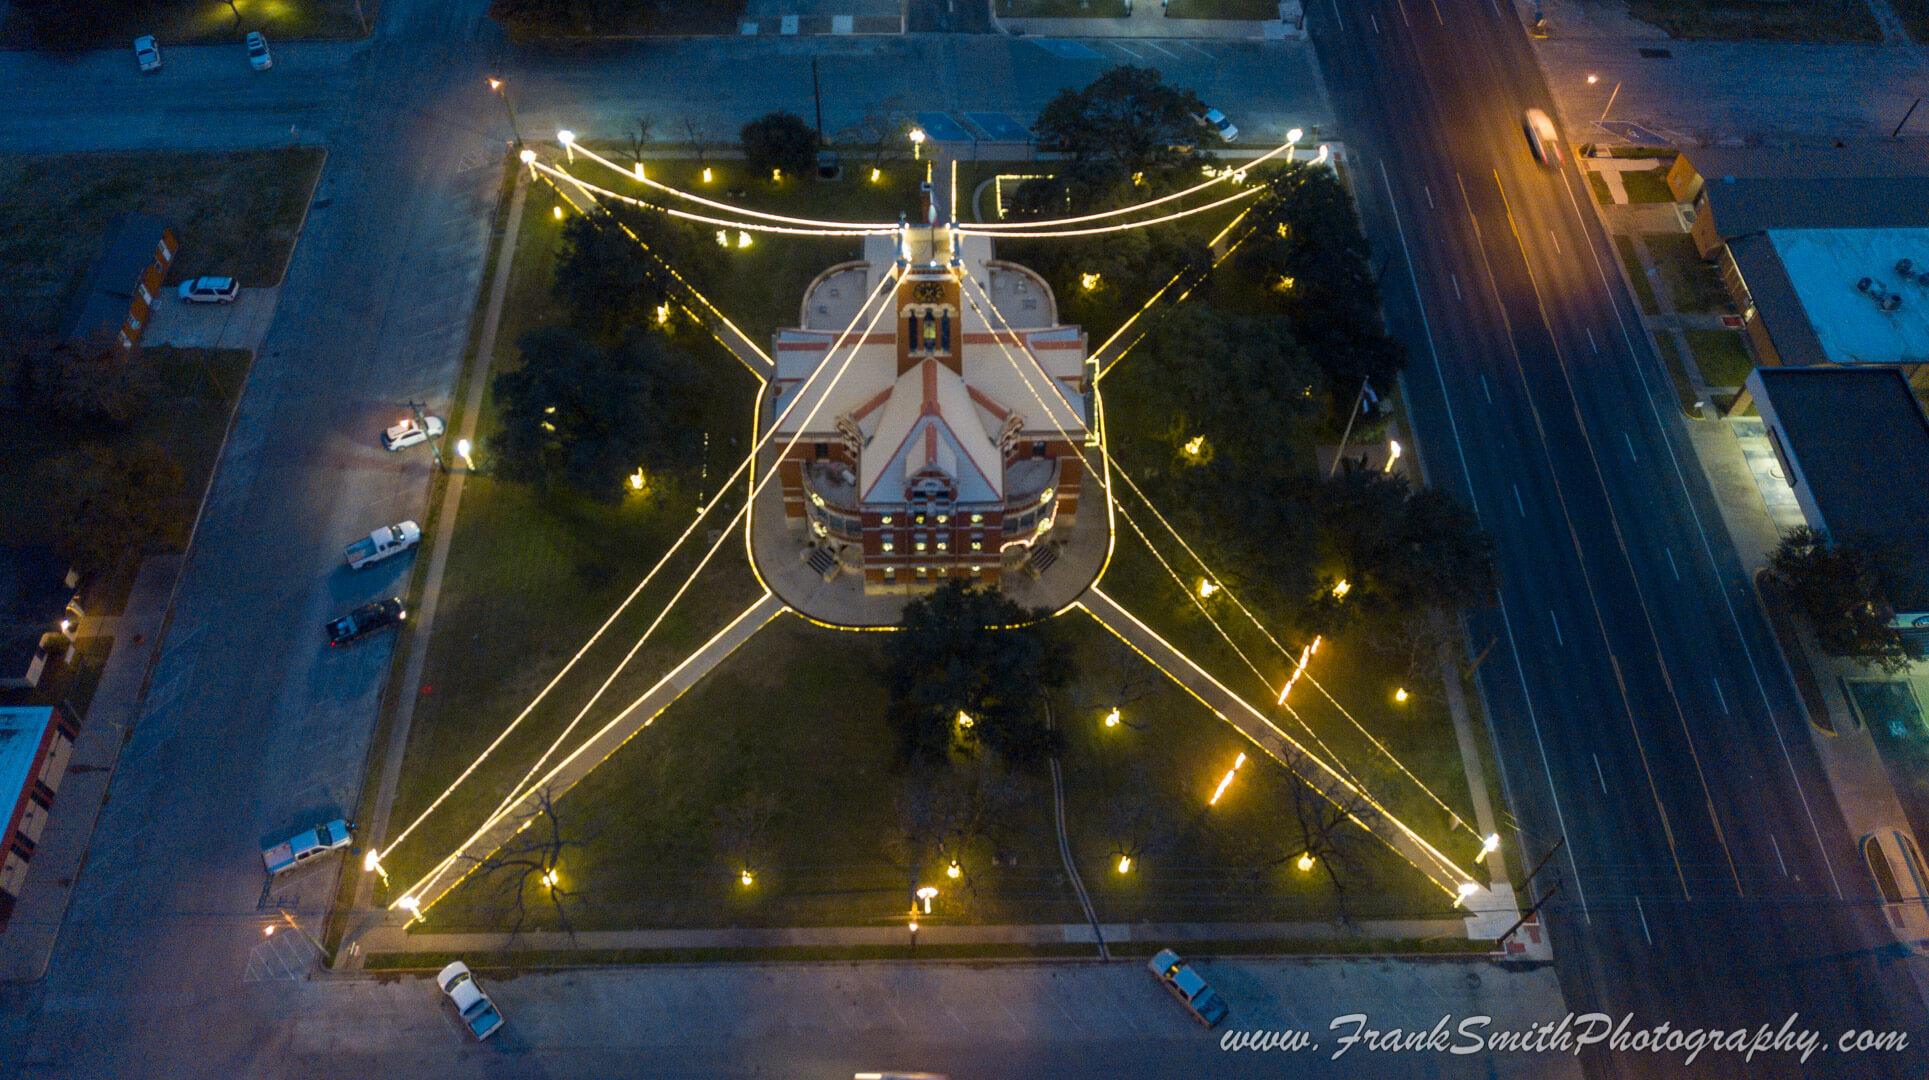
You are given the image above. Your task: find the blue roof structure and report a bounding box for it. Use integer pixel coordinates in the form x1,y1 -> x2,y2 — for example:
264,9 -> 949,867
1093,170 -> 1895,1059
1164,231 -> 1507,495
0,707 -> 56,820
965,113 -> 1032,142
915,112 -> 975,144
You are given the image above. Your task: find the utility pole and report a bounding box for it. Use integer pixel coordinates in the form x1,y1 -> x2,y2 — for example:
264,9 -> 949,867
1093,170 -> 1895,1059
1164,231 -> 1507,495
488,78 -> 524,150
404,400 -> 448,473
811,58 -> 825,145
1893,97 -> 1921,139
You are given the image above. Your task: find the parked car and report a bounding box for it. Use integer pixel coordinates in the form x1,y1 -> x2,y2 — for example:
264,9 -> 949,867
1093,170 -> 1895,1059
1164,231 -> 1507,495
325,597 -> 406,646
381,415 -> 445,451
437,961 -> 506,1041
134,35 -> 162,72
178,277 -> 241,303
1193,108 -> 1239,144
1522,108 -> 1562,167
1862,829 -> 1929,956
261,819 -> 353,875
245,31 -> 272,70
1147,948 -> 1230,1027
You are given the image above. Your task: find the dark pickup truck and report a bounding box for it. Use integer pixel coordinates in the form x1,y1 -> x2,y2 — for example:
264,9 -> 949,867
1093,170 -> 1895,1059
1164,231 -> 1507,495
325,598 -> 406,646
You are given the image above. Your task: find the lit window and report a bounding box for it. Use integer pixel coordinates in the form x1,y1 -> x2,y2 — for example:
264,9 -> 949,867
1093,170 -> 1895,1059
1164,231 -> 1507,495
937,514 -> 949,524
881,514 -> 894,525
937,538 -> 948,552
970,512 -> 984,524
971,539 -> 982,552
884,567 -> 896,581
808,491 -> 825,508
1039,487 -> 1055,506
915,537 -> 928,553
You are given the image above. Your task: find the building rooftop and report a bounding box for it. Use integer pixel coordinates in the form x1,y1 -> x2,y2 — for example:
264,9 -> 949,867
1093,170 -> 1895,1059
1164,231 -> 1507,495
65,213 -> 171,345
1684,144 -> 1929,238
0,707 -> 56,814
1769,228 -> 1929,366
1749,366 -> 1929,612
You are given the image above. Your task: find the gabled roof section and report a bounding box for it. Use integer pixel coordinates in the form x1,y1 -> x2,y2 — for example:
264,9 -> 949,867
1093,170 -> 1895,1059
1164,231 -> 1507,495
860,360 -> 1002,504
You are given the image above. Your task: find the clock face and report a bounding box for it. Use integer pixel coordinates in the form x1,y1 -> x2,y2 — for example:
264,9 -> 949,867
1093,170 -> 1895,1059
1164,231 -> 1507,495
911,280 -> 945,304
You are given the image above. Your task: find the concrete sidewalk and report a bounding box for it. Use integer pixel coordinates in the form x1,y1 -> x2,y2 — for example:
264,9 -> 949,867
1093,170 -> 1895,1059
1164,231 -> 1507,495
991,3 -> 1297,39
358,915 -> 1471,958
0,555 -> 179,984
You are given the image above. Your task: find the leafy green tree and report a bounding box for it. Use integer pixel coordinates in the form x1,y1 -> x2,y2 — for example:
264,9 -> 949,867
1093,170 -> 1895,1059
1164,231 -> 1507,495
1304,470 -> 1494,633
552,202 -> 725,342
489,326 -> 703,502
1144,303 -> 1322,471
883,581 -> 1071,768
1238,164 -> 1406,412
47,442 -> 187,576
1031,65 -> 1209,173
739,111 -> 820,179
1769,527 -> 1923,674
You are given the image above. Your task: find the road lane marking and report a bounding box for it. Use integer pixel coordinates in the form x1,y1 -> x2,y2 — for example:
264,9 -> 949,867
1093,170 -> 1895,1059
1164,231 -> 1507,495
1330,0 -> 1345,32
1451,272 -> 1461,299
1480,373 -> 1491,402
1554,160 -> 1844,901
1382,157 -> 1590,923
1180,41 -> 1216,58
1549,609 -> 1564,646
1485,169 -> 1716,901
1634,894 -> 1653,944
1426,185 -> 1435,209
1665,546 -> 1679,580
1141,42 -> 1182,59
1513,483 -> 1525,516
1770,831 -> 1788,876
1594,752 -> 1607,793
1713,677 -> 1728,715
1112,43 -> 1145,59
1549,227 -> 1561,255
1395,0 -> 1411,24
1370,12 -> 1380,32
1623,430 -> 1637,462
1586,326 -> 1598,354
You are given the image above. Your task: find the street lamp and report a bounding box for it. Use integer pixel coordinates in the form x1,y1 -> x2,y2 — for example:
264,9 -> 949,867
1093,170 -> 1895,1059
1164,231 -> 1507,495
557,129 -> 576,162
487,78 -> 524,149
455,438 -> 474,470
1589,74 -> 1622,125
909,127 -> 927,159
1286,126 -> 1303,162
264,910 -> 334,964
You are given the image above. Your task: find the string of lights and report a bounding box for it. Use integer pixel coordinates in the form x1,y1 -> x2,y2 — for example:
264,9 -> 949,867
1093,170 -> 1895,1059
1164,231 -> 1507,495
968,139 -> 1296,231
955,181 -> 1268,239
561,139 -> 903,232
532,159 -> 896,237
393,272 -> 903,915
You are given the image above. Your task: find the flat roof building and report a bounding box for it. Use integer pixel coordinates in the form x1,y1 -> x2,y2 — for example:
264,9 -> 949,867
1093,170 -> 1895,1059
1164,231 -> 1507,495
0,705 -> 80,929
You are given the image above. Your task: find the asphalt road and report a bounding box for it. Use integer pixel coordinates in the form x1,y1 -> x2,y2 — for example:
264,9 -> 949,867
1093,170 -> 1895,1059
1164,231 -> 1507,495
1305,0 -> 1929,1076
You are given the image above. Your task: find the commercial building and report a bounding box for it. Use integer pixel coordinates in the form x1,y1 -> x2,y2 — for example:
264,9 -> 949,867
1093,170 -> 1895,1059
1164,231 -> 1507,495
1746,365 -> 1929,638
768,224 -> 1091,592
65,213 -> 178,351
0,706 -> 80,929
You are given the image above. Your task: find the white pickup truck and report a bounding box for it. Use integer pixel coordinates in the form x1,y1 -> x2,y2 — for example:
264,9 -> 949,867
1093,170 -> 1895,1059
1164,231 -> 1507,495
262,819 -> 353,875
345,520 -> 421,569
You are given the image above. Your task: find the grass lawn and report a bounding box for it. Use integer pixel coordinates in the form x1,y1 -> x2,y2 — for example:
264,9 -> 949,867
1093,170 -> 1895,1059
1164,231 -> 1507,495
425,610 -> 1452,934
0,0 -> 376,48
1166,0 -> 1280,17
1894,0 -> 1929,41
0,149 -> 326,335
0,347 -> 253,611
1651,332 -> 1702,415
1643,232 -> 1729,314
1587,172 -> 1613,206
1616,235 -> 1659,315
1685,328 -> 1753,387
1622,0 -> 1879,41
1620,167 -> 1677,204
997,0 -> 1130,15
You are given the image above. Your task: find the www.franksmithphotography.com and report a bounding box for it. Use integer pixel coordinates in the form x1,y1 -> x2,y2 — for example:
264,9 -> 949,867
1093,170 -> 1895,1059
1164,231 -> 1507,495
1218,1013 -> 1911,1066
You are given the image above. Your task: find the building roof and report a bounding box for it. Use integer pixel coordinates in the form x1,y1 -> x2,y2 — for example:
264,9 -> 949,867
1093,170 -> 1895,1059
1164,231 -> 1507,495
1684,145 -> 1929,238
0,548 -> 75,683
65,213 -> 171,344
1766,228 -> 1929,366
861,359 -> 1003,504
1748,366 -> 1929,612
1727,234 -> 1829,367
0,707 -> 57,817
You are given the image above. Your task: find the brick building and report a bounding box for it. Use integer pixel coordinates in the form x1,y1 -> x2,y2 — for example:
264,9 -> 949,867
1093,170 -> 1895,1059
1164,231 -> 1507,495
768,225 -> 1092,592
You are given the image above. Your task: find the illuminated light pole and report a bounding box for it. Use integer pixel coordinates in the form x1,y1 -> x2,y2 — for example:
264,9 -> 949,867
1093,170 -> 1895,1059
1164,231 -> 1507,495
1588,75 -> 1623,125
486,78 -> 524,149
916,885 -> 938,914
1208,752 -> 1247,806
557,129 -> 576,162
909,127 -> 927,160
1285,126 -> 1303,162
264,910 -> 334,964
455,438 -> 474,471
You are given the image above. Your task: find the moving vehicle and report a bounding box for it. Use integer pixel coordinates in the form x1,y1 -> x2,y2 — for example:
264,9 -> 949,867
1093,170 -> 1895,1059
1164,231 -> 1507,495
134,36 -> 161,72
1193,108 -> 1239,144
1522,108 -> 1562,167
262,819 -> 352,875
246,31 -> 272,71
382,415 -> 445,451
1147,948 -> 1230,1027
178,277 -> 241,303
437,962 -> 506,1040
345,520 -> 421,569
325,597 -> 406,646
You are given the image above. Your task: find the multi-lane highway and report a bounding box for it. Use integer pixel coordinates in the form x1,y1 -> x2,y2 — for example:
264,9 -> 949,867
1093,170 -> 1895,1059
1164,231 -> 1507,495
1307,0 -> 1929,1074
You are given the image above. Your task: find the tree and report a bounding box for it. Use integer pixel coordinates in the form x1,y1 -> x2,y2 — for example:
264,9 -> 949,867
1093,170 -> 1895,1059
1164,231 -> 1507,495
1238,164 -> 1407,413
1142,303 -> 1321,471
552,202 -> 724,341
1768,526 -> 1923,674
1237,773 -> 1371,911
453,787 -> 588,939
46,442 -> 186,577
1304,469 -> 1494,633
5,338 -> 150,425
489,326 -> 704,502
1030,65 -> 1209,174
739,111 -> 819,180
882,581 -> 1072,767
711,789 -> 781,879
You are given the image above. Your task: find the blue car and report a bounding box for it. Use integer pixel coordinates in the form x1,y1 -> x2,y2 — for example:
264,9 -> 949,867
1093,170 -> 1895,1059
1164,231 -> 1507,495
1148,948 -> 1230,1027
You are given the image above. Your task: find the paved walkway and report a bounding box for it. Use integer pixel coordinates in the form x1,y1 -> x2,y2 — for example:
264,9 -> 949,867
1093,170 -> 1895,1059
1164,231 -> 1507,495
0,555 -> 178,983
1075,588 -> 1495,919
361,916 -> 1469,957
991,3 -> 1297,39
144,288 -> 282,352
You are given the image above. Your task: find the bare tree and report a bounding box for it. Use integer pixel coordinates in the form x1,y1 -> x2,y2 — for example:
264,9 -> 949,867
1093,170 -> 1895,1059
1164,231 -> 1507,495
1069,637 -> 1164,724
1239,773 -> 1371,919
711,789 -> 780,879
682,117 -> 709,164
885,761 -> 1030,895
454,787 -> 589,941
627,117 -> 654,167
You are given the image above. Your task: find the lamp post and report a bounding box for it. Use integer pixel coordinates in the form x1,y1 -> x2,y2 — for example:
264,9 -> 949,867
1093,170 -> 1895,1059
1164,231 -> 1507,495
1588,74 -> 1622,125
909,127 -> 927,160
264,910 -> 334,965
487,79 -> 524,150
